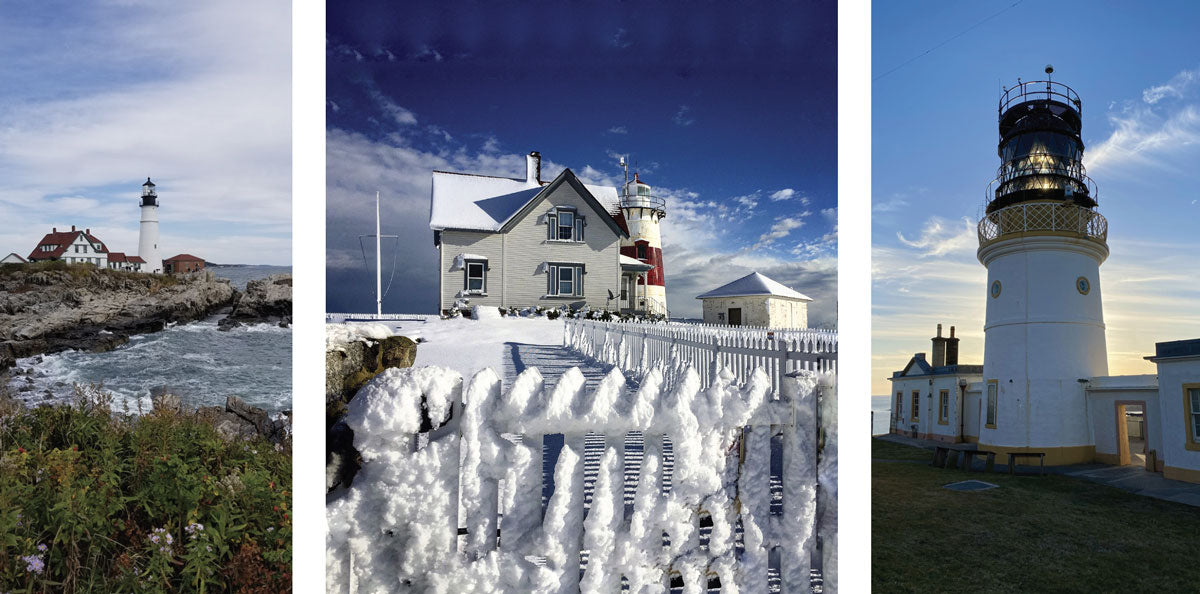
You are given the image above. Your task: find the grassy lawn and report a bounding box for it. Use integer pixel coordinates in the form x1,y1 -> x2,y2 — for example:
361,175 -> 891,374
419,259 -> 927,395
873,437 -> 1200,593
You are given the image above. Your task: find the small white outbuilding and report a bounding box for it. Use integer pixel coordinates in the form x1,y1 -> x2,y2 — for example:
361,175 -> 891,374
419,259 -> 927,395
696,271 -> 812,328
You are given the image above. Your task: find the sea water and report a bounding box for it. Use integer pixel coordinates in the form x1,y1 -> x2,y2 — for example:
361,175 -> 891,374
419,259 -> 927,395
872,395 -> 891,435
6,265 -> 291,414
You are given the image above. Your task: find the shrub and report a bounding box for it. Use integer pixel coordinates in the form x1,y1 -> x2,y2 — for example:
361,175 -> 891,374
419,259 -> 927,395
0,385 -> 291,592
546,309 -> 561,320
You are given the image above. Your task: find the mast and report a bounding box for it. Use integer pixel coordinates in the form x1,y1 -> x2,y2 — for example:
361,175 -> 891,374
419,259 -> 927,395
375,191 -> 382,316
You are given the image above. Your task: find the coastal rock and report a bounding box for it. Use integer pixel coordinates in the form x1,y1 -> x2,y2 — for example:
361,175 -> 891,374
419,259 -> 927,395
152,393 -> 182,414
219,274 -> 292,330
0,264 -> 237,370
325,334 -> 417,492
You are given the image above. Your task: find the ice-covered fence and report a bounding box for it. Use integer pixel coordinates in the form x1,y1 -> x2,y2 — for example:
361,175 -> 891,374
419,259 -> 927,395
564,319 -> 837,397
325,312 -> 441,323
326,363 -> 836,593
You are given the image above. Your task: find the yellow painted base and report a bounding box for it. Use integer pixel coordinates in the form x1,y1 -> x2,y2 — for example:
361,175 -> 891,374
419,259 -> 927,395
975,443 -> 1096,466
1094,452 -> 1121,466
1164,465 -> 1200,484
962,435 -> 979,444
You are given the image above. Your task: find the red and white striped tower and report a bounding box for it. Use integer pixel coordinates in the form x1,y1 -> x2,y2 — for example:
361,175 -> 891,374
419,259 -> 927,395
619,172 -> 667,315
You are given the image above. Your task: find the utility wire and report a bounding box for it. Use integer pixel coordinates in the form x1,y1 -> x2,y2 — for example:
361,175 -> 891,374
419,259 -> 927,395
874,0 -> 1025,82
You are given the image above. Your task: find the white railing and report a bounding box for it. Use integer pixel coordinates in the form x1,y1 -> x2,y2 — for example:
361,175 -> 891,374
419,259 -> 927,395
325,312 -> 441,323
564,318 -> 837,397
327,363 -> 837,593
977,201 -> 1108,247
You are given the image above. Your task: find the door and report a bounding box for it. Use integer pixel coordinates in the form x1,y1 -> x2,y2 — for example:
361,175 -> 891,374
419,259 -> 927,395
728,308 -> 742,326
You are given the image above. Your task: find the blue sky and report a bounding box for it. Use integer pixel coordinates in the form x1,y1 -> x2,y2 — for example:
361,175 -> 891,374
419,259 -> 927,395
0,0 -> 291,266
325,1 -> 838,323
872,1 -> 1200,394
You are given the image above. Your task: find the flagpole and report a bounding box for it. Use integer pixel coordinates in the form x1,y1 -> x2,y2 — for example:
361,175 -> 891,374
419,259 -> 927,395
375,191 -> 382,316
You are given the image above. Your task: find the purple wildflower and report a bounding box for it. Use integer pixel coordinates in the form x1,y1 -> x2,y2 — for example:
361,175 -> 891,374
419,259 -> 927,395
21,554 -> 44,574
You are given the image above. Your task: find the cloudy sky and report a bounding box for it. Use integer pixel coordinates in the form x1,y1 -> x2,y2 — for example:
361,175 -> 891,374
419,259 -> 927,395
0,0 -> 291,266
326,2 -> 837,324
873,1 -> 1200,394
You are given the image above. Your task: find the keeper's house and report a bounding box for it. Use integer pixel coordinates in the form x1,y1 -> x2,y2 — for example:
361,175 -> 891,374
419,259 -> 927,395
1,253 -> 27,264
28,226 -> 109,268
430,152 -> 645,314
164,253 -> 206,274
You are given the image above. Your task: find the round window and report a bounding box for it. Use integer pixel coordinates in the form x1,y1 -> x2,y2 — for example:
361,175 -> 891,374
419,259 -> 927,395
1076,276 -> 1090,295
990,280 -> 1002,298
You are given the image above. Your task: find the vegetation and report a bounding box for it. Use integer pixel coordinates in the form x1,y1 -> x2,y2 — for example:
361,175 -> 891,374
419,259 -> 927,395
873,438 -> 1200,592
0,385 -> 290,593
0,260 -> 181,289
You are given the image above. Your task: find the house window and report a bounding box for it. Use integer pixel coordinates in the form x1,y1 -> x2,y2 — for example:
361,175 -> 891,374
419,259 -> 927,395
911,390 -> 920,422
547,264 -> 584,297
1185,384 -> 1200,451
895,392 -> 902,421
986,380 -> 998,428
558,211 -> 574,240
636,244 -> 647,259
938,389 -> 950,425
547,209 -> 585,241
463,260 -> 487,294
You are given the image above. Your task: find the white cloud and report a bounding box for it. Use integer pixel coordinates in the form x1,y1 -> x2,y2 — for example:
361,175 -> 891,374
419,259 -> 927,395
1087,67 -> 1200,176
769,188 -> 795,201
754,216 -> 809,249
0,0 -> 291,265
873,195 -> 910,212
608,126 -> 628,134
673,105 -> 694,127
895,216 -> 976,258
611,28 -> 631,49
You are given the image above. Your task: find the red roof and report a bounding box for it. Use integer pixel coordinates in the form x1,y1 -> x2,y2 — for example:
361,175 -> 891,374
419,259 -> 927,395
127,256 -> 146,264
164,253 -> 204,262
28,229 -> 108,261
108,252 -> 127,263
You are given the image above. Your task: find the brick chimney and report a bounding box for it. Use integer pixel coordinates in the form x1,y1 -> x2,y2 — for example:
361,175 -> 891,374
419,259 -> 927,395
931,323 -> 948,367
946,325 -> 960,366
526,151 -> 541,184
71,225 -> 76,232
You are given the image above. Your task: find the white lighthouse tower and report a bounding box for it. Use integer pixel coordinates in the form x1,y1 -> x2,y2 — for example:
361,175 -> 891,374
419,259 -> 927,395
977,68 -> 1109,465
138,177 -> 163,274
618,165 -> 668,316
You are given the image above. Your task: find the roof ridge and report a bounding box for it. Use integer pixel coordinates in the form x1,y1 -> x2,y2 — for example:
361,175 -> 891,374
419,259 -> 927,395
431,170 -> 527,182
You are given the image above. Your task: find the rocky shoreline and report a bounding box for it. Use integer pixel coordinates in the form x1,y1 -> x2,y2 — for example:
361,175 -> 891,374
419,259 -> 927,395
0,264 -> 292,372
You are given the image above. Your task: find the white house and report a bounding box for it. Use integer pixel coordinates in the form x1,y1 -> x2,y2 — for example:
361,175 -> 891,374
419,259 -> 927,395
696,271 -> 812,328
28,226 -> 109,268
430,152 -> 664,314
887,325 -> 983,443
1,253 -> 26,264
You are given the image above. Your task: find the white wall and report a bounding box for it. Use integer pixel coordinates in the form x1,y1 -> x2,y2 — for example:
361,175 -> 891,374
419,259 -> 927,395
889,373 -> 981,442
979,236 -> 1108,454
701,296 -> 809,328
1155,356 -> 1200,481
1085,375 -> 1159,466
439,182 -> 622,311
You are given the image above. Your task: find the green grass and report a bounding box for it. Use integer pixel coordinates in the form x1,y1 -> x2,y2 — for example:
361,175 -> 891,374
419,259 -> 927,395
0,386 -> 291,593
873,438 -> 1200,593
872,437 -> 936,461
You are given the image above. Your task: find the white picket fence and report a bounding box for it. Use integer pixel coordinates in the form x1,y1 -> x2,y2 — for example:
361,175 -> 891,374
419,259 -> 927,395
564,319 -> 837,397
326,363 -> 837,593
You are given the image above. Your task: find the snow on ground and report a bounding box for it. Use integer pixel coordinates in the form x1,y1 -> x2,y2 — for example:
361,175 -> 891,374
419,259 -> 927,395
330,315 -> 634,392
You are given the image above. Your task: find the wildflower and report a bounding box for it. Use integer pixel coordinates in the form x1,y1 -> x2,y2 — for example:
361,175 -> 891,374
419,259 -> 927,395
17,447 -> 25,453
37,543 -> 47,552
21,554 -> 44,575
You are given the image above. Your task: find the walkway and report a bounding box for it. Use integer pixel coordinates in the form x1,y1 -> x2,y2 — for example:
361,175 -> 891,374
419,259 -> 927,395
874,434 -> 1200,508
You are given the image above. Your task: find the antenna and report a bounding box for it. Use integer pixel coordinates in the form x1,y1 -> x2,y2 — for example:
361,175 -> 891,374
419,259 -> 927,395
620,155 -> 628,186
359,191 -> 399,316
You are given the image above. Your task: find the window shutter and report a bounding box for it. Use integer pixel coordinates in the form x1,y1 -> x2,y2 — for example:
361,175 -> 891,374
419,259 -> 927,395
549,265 -> 557,295
548,214 -> 556,240
576,266 -> 584,296
576,217 -> 585,241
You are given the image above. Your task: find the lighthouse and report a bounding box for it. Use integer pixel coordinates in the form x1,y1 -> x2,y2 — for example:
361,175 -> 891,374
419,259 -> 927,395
976,68 -> 1109,465
138,177 -> 163,274
619,171 -> 668,315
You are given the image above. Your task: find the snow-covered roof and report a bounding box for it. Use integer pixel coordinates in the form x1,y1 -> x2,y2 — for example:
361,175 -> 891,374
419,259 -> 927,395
619,254 -> 654,270
695,272 -> 813,301
429,168 -> 619,232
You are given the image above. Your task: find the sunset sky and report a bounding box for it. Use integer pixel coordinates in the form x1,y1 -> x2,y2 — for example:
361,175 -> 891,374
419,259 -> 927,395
872,1 -> 1200,394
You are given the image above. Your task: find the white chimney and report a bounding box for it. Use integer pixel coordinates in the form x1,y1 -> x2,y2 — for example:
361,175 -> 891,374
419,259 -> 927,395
526,151 -> 541,184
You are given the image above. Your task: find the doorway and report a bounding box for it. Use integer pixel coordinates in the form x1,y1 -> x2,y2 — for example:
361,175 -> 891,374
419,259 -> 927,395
1115,401 -> 1148,468
728,308 -> 742,326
